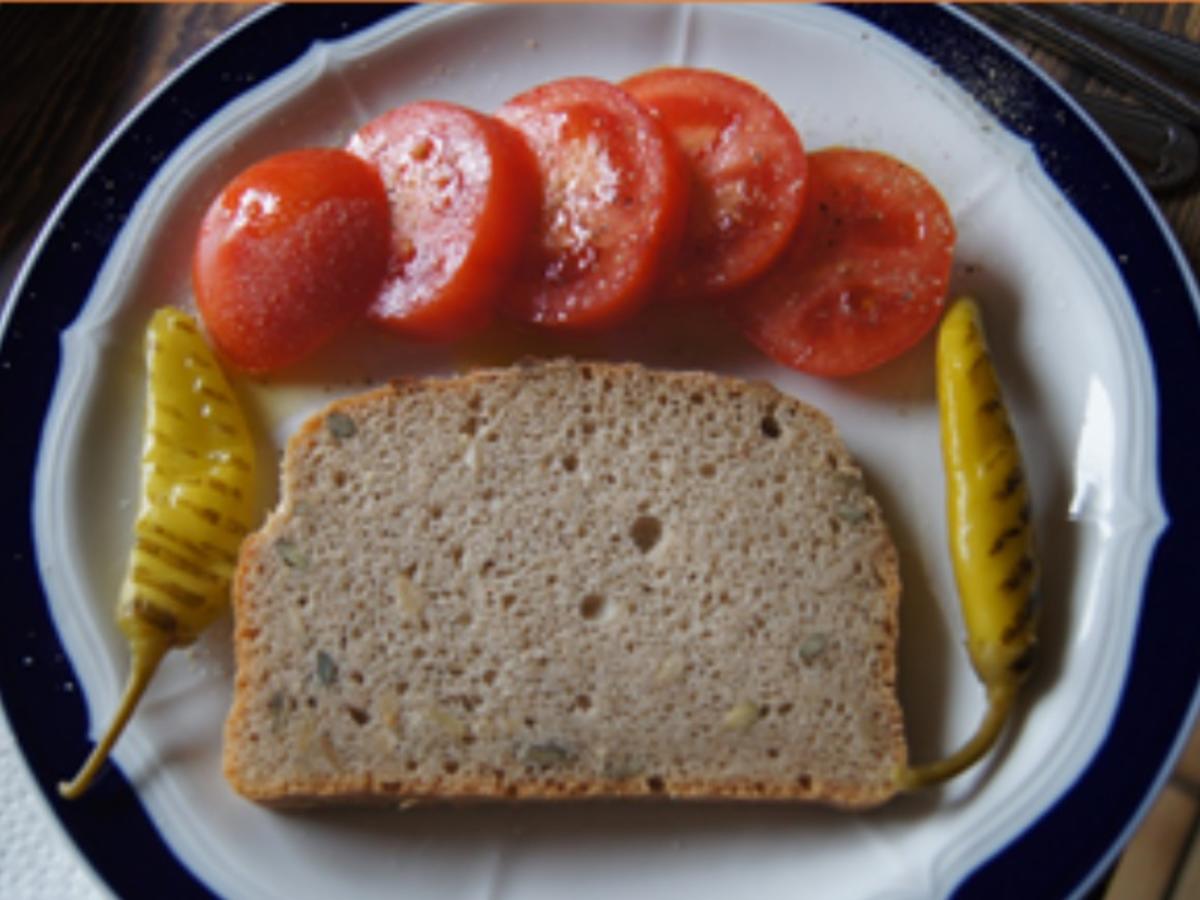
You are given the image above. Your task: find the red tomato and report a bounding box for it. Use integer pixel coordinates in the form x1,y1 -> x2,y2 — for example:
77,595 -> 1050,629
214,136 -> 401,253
732,148 -> 956,378
496,77 -> 689,331
193,148 -> 390,373
621,67 -> 807,302
347,101 -> 540,342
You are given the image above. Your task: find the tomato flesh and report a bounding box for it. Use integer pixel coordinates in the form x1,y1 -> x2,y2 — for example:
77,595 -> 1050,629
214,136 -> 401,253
192,148 -> 391,373
347,101 -> 539,342
733,148 -> 956,377
496,77 -> 689,331
622,68 -> 807,302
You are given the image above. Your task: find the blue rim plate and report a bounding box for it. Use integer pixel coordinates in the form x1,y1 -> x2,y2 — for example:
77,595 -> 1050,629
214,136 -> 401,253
2,5 -> 1198,898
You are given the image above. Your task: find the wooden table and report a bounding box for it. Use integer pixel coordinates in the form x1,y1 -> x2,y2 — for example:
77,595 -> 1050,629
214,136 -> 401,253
0,5 -> 1195,900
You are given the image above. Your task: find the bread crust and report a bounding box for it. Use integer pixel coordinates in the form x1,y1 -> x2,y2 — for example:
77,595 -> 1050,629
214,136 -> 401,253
224,360 -> 906,809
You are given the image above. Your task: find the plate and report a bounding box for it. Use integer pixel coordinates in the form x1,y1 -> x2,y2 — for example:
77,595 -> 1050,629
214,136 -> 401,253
4,5 -> 1200,899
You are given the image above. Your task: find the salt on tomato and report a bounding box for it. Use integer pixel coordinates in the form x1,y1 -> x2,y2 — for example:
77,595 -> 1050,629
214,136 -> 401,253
732,147 -> 956,378
496,77 -> 689,331
621,67 -> 807,303
347,101 -> 540,342
193,148 -> 390,373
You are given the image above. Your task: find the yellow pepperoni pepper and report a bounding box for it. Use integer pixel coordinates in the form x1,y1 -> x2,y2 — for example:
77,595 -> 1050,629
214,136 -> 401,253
59,307 -> 256,799
901,297 -> 1039,790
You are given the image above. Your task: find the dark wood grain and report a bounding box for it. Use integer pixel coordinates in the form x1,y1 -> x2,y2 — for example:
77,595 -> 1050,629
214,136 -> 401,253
0,6 -> 142,252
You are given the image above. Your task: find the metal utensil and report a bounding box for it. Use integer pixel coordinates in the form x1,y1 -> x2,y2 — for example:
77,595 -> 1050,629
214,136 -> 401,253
1076,94 -> 1199,192
963,4 -> 1199,193
969,4 -> 1200,126
1050,5 -> 1200,93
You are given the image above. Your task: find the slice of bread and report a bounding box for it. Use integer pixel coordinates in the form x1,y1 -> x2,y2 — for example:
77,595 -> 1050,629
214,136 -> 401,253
223,360 -> 906,808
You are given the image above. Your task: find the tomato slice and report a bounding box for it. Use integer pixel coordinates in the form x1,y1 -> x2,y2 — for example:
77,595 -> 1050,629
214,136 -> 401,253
347,101 -> 539,342
732,148 -> 956,378
621,67 -> 807,302
193,148 -> 391,373
496,77 -> 689,331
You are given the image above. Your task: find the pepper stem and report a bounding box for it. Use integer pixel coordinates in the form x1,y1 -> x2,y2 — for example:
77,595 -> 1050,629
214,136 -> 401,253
58,634 -> 170,800
897,682 -> 1016,791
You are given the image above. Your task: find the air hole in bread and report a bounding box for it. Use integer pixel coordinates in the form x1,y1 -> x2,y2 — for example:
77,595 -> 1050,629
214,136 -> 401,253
699,462 -> 717,478
574,694 -> 592,712
561,454 -> 578,472
761,415 -> 782,439
332,470 -> 347,487
345,705 -> 369,726
579,593 -> 607,620
630,515 -> 662,553
501,594 -> 517,611
443,759 -> 460,774
646,775 -> 665,793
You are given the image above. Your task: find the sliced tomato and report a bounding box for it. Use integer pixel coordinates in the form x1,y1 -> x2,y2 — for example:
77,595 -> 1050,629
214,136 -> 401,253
193,148 -> 391,373
496,77 -> 689,331
621,67 -> 807,303
347,101 -> 540,342
732,148 -> 956,378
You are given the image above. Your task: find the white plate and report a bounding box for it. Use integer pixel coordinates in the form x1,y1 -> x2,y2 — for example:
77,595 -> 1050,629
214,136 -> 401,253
11,5 -> 1200,899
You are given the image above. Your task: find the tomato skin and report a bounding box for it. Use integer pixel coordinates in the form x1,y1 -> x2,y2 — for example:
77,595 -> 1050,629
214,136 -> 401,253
621,67 -> 807,303
347,102 -> 540,342
192,148 -> 390,373
496,77 -> 689,331
732,148 -> 956,378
